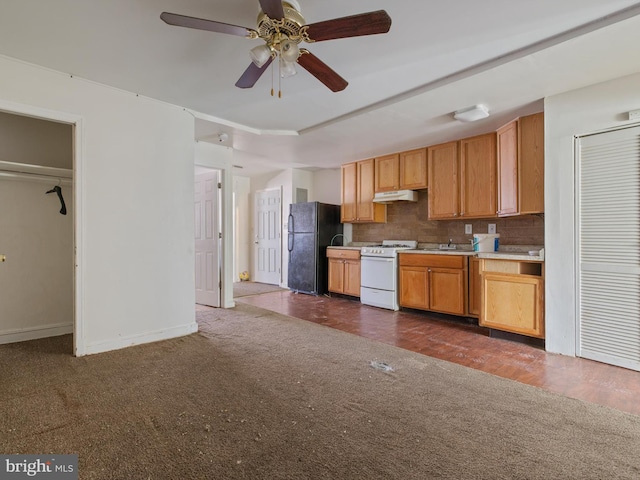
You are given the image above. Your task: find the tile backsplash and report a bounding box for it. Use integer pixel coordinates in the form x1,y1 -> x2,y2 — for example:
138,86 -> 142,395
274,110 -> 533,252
352,190 -> 544,245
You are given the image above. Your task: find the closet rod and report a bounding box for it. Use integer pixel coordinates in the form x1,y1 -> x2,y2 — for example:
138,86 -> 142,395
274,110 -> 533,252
0,170 -> 73,186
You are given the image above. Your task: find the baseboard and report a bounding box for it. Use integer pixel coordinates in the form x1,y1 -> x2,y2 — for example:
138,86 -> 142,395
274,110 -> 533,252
0,323 -> 73,345
81,322 -> 199,356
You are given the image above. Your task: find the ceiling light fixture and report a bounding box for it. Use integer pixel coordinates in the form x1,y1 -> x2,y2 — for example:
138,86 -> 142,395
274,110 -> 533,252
454,104 -> 490,122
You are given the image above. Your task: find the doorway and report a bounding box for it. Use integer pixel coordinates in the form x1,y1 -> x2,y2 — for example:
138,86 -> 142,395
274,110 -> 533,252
253,188 -> 281,285
0,110 -> 74,350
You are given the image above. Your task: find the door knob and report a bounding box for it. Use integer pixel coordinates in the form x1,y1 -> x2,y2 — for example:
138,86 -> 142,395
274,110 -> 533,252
0,255 -> 6,262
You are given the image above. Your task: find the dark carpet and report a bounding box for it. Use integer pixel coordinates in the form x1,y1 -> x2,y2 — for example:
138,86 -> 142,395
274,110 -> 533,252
1,303 -> 640,479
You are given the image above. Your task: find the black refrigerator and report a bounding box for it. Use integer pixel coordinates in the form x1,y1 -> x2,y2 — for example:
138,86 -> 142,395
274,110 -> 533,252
287,202 -> 343,295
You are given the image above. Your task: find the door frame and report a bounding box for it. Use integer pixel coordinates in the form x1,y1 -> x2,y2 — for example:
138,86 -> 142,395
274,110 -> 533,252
0,99 -> 85,355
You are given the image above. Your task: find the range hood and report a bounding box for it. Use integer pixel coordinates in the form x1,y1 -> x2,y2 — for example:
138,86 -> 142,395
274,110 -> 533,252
372,190 -> 418,203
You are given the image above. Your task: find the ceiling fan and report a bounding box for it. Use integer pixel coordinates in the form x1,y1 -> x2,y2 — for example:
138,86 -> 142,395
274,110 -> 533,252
160,0 -> 391,94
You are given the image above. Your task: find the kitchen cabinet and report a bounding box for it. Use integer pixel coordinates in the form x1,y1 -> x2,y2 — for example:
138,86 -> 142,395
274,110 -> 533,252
399,254 -> 467,315
427,141 -> 459,219
427,133 -> 496,220
327,248 -> 361,297
374,154 -> 400,192
375,148 -> 428,192
468,257 -> 481,317
341,159 -> 387,223
480,259 -> 544,338
459,133 -> 497,218
497,112 -> 544,216
400,148 -> 428,190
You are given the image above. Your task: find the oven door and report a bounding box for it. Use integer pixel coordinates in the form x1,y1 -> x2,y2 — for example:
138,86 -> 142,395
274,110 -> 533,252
360,256 -> 396,291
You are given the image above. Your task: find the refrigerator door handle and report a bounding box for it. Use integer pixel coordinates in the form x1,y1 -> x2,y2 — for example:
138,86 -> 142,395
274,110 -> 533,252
288,213 -> 294,233
288,233 -> 294,252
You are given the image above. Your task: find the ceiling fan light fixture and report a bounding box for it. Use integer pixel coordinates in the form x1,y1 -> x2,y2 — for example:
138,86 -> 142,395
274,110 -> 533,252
279,58 -> 297,78
280,38 -> 300,63
453,104 -> 490,122
250,44 -> 272,68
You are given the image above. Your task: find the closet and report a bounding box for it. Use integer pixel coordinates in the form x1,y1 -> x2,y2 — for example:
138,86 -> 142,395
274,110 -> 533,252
0,111 -> 73,346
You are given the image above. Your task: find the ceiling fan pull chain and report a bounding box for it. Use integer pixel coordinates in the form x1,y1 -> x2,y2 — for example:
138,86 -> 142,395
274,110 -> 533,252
278,58 -> 282,98
271,59 -> 275,96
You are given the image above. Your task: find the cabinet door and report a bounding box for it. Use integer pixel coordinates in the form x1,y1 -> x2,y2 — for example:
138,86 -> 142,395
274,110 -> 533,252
468,257 -> 481,317
328,258 -> 344,293
399,266 -> 429,309
356,159 -> 375,221
429,267 -> 466,315
375,154 -> 400,192
497,120 -> 519,216
357,159 -> 386,223
519,112 -> 544,214
428,141 -> 459,219
400,148 -> 427,190
481,272 -> 544,338
459,133 -> 497,219
343,259 -> 361,297
341,163 -> 357,223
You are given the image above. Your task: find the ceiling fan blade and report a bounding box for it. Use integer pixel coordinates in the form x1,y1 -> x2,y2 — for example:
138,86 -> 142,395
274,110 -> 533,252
297,52 -> 348,92
304,10 -> 392,42
160,12 -> 257,38
258,0 -> 285,20
235,58 -> 274,89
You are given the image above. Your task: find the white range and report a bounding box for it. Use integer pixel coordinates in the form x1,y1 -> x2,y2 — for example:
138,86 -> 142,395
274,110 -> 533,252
360,240 -> 418,310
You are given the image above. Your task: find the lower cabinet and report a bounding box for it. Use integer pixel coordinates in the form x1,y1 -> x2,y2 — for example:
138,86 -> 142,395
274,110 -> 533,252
327,249 -> 361,297
399,254 -> 468,315
480,259 -> 544,338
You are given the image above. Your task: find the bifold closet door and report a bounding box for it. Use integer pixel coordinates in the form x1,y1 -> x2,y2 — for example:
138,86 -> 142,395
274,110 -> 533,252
578,125 -> 640,371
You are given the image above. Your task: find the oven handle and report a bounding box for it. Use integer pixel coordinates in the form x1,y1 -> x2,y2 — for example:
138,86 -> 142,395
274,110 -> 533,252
361,256 -> 395,263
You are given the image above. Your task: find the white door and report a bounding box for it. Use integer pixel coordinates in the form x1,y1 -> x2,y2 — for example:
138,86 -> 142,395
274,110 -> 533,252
577,125 -> 640,371
195,170 -> 220,307
253,188 -> 281,285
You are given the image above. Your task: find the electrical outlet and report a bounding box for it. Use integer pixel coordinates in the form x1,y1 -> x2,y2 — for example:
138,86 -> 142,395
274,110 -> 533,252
488,224 -> 496,234
465,224 -> 472,234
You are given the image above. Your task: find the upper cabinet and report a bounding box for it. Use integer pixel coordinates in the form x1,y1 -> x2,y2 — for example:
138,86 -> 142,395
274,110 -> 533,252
497,112 -> 544,216
459,133 -> 497,219
428,133 -> 496,220
341,159 -> 387,223
374,148 -> 428,192
427,141 -> 459,219
374,154 -> 400,192
399,148 -> 428,190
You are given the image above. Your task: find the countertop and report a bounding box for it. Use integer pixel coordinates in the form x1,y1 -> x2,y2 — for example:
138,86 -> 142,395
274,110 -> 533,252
401,250 -> 544,262
327,245 -> 544,261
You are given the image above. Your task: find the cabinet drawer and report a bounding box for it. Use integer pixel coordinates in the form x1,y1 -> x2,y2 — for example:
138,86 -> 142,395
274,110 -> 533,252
327,248 -> 360,260
399,253 -> 465,269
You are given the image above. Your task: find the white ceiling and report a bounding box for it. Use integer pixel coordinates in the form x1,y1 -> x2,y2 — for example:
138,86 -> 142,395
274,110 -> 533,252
1,0 -> 640,176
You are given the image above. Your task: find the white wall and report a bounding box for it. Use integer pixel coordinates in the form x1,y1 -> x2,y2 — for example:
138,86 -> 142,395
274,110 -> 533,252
0,54 -> 197,355
312,168 -> 341,205
545,71 -> 640,355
